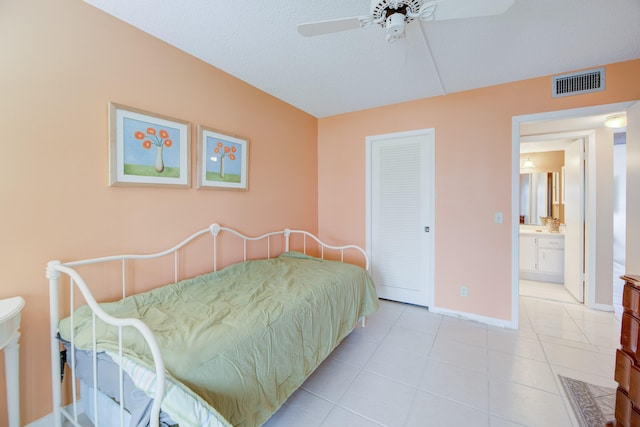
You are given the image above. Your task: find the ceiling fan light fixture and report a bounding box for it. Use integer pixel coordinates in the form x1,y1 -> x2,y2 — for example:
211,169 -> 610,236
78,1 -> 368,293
604,114 -> 627,129
385,13 -> 406,40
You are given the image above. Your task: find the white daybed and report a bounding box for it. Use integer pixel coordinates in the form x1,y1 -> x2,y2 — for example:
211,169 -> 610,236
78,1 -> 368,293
47,224 -> 378,427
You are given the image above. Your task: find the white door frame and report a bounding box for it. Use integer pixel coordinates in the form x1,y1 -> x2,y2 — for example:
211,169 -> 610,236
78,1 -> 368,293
511,101 -> 636,328
366,128 -> 435,308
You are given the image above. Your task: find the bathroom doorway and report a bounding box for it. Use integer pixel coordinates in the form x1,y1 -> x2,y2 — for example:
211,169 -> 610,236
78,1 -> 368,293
518,134 -> 586,305
511,101 -> 638,326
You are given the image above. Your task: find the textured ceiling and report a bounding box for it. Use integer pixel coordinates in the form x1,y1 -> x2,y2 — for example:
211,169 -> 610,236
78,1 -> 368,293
84,0 -> 640,118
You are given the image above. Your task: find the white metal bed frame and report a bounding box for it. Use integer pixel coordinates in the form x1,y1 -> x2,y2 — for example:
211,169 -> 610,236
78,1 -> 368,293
46,223 -> 369,427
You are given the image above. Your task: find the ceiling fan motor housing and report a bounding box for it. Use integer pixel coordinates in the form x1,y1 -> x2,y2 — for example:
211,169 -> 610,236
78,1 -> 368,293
371,0 -> 422,27
385,13 -> 406,35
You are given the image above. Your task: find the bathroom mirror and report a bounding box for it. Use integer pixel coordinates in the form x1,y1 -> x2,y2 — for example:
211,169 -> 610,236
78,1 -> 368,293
520,173 -> 551,225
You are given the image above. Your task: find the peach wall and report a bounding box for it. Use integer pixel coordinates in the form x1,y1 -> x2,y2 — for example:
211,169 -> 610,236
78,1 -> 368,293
318,59 -> 640,322
0,0 -> 317,423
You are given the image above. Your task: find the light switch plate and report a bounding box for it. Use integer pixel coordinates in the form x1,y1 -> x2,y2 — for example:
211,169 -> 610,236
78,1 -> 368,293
494,212 -> 503,224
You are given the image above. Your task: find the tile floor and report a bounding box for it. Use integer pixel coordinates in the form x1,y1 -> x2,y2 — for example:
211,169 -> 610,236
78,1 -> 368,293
264,281 -> 621,427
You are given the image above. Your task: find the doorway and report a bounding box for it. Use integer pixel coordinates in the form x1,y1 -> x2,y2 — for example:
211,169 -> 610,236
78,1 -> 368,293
518,134 -> 587,305
366,128 -> 435,307
511,101 -> 637,327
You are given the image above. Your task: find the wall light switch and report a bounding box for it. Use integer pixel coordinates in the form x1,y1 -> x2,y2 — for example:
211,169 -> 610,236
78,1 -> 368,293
494,212 -> 503,224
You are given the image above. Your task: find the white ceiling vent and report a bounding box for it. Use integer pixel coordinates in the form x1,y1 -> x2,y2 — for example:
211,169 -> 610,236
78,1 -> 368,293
552,67 -> 605,98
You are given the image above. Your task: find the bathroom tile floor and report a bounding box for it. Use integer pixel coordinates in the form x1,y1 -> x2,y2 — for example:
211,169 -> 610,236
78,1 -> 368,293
264,283 -> 621,427
519,280 -> 579,304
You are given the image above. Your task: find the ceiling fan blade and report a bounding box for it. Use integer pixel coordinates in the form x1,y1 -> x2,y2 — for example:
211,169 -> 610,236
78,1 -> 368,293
297,16 -> 371,37
432,0 -> 514,21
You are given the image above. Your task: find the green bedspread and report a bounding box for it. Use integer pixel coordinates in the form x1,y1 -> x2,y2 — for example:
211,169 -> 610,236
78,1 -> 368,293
59,252 -> 379,427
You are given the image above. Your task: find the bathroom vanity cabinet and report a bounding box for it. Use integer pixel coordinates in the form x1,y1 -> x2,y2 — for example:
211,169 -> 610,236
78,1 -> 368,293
519,232 -> 564,283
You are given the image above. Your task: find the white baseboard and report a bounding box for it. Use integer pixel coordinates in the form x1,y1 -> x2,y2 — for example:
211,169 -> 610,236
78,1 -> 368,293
587,302 -> 615,312
429,305 -> 517,329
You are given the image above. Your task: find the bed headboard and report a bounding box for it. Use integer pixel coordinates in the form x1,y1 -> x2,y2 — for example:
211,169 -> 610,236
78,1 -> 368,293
212,224 -> 370,272
50,224 -> 368,298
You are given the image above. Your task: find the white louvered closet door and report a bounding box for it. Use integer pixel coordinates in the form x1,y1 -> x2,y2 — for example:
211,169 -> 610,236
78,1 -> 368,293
367,129 -> 434,307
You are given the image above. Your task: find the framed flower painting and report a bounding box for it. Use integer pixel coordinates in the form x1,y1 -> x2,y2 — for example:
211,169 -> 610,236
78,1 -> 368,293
196,125 -> 249,190
109,102 -> 190,187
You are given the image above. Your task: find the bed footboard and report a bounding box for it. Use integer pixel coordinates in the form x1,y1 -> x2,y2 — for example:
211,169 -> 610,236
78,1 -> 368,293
47,261 -> 166,427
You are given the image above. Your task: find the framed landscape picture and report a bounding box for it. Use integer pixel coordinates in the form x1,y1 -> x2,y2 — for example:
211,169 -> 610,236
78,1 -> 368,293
109,102 -> 190,187
197,125 -> 249,190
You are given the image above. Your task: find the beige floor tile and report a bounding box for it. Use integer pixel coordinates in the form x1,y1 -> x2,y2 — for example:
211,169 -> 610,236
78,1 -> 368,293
266,286 -> 620,426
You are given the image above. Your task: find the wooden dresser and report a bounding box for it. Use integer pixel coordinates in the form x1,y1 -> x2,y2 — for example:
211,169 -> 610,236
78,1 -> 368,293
611,275 -> 640,426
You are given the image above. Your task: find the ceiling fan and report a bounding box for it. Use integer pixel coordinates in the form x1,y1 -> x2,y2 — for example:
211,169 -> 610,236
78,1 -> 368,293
297,0 -> 515,42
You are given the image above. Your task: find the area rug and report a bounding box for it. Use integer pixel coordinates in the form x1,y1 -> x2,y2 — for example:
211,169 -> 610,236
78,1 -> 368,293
559,375 -> 616,426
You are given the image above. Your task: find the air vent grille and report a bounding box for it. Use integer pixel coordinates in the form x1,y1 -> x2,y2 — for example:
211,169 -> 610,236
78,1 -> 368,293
552,68 -> 605,98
